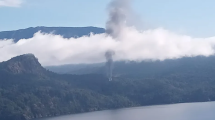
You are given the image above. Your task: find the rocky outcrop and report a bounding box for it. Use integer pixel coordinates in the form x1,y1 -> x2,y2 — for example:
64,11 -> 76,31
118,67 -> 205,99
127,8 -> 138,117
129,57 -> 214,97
1,53 -> 46,75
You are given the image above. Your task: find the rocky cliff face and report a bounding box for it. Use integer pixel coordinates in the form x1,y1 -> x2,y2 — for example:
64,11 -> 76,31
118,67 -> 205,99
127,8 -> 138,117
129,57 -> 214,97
0,54 -> 46,75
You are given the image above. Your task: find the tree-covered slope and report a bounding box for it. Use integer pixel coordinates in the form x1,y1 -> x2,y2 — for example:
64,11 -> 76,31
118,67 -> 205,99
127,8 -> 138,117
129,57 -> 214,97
1,54 -> 215,120
46,55 -> 215,79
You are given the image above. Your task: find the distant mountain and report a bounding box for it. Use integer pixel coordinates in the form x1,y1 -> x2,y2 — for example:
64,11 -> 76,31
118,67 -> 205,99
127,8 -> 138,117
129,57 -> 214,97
45,63 -> 104,74
46,55 -> 215,78
1,54 -> 215,120
0,26 -> 105,42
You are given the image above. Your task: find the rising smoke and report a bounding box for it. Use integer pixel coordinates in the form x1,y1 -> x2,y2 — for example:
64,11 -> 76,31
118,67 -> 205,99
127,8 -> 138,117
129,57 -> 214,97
0,0 -> 215,67
105,50 -> 115,81
105,0 -> 130,80
106,0 -> 131,38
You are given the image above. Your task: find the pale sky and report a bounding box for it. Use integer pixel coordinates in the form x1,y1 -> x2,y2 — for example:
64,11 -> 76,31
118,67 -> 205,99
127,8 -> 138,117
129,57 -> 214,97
1,0 -> 215,37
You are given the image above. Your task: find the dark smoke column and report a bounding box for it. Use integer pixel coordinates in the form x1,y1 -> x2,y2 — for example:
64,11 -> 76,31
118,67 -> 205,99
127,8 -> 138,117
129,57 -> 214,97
105,50 -> 115,81
106,0 -> 131,38
104,0 -> 130,81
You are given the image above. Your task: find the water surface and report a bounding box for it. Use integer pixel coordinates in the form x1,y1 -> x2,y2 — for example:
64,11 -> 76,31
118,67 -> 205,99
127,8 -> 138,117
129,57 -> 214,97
38,102 -> 215,120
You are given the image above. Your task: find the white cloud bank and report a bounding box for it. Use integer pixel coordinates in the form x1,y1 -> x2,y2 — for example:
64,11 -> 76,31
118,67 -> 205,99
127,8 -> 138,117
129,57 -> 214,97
1,0 -> 215,66
0,26 -> 215,66
0,0 -> 23,7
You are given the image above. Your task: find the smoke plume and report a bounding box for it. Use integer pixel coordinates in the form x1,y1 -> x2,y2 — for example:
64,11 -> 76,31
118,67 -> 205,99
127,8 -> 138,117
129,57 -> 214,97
106,0 -> 131,38
105,50 -> 115,81
105,0 -> 130,80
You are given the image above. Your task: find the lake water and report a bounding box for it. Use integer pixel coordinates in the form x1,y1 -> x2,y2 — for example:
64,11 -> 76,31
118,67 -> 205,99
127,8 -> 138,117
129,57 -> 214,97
38,102 -> 215,120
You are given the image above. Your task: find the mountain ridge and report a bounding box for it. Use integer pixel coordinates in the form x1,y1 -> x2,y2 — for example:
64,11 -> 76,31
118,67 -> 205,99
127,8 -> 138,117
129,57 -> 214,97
46,55 -> 215,79
0,26 -> 105,42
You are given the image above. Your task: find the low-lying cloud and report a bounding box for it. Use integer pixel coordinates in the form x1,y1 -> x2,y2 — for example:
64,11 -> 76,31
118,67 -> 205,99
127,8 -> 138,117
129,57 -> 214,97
1,0 -> 215,66
0,26 -> 215,66
0,0 -> 23,7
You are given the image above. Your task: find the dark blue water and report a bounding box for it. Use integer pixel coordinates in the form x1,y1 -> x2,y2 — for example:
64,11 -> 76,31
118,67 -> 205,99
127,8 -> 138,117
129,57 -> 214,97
38,102 -> 215,120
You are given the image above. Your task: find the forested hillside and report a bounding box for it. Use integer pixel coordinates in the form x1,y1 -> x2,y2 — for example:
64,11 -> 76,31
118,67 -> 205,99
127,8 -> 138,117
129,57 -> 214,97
46,55 -> 215,79
0,54 -> 215,120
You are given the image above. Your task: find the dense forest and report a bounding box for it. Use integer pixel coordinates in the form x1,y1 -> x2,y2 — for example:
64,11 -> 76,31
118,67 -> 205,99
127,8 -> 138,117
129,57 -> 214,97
0,54 -> 215,120
46,56 -> 215,79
